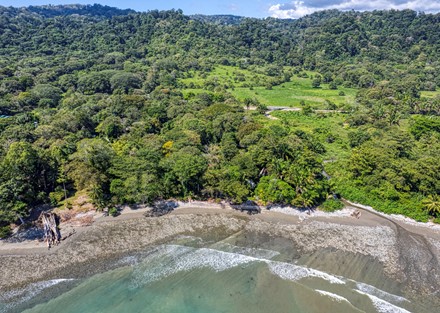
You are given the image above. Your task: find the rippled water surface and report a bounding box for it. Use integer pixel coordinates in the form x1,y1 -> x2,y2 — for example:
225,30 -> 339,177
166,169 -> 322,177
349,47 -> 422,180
0,233 -> 419,313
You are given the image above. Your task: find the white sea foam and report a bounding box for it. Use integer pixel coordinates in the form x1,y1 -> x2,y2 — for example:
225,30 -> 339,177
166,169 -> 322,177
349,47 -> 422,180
268,262 -> 345,284
130,244 -> 346,289
173,235 -> 205,243
0,279 -> 75,313
129,245 -> 255,288
315,290 -> 351,304
268,206 -> 354,218
356,282 -> 409,304
212,242 -> 280,259
356,290 -> 412,313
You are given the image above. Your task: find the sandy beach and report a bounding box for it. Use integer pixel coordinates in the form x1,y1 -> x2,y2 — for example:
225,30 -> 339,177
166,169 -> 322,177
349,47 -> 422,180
1,201 -> 440,307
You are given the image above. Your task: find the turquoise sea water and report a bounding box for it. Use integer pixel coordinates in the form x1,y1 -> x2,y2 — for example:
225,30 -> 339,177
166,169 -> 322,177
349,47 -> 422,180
1,235 -> 418,313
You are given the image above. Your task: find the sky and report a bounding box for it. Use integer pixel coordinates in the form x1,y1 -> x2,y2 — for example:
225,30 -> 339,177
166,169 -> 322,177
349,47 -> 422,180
1,0 -> 440,19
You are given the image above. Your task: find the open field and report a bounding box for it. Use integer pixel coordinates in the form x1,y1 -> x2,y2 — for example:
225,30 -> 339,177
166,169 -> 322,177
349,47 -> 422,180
420,90 -> 440,98
180,66 -> 358,109
232,79 -> 357,109
269,111 -> 351,161
180,65 -> 268,89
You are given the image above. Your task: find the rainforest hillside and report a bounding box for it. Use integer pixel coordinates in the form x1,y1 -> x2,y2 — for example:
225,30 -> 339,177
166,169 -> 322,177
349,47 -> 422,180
0,5 -> 439,236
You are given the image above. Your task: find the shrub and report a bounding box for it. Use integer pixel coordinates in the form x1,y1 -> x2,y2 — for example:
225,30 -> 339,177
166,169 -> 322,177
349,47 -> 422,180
109,207 -> 119,217
65,201 -> 73,210
0,225 -> 11,239
302,104 -> 313,115
49,190 -> 65,206
320,198 -> 344,212
410,116 -> 440,140
348,129 -> 371,148
329,81 -> 338,90
312,78 -> 321,88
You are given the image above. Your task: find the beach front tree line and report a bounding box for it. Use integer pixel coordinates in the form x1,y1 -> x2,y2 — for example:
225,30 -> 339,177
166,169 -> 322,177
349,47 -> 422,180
0,90 -> 332,236
1,5 -> 440,235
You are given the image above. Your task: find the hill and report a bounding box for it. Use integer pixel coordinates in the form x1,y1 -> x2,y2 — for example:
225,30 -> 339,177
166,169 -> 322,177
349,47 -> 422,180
0,4 -> 134,19
190,14 -> 246,25
0,4 -> 439,236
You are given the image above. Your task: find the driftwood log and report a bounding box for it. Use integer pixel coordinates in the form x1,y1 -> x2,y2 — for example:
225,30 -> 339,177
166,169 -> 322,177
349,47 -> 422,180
351,210 -> 362,219
40,212 -> 61,249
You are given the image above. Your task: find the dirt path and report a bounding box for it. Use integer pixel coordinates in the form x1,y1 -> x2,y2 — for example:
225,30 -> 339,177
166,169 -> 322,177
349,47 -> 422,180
244,105 -> 344,120
245,105 -> 344,113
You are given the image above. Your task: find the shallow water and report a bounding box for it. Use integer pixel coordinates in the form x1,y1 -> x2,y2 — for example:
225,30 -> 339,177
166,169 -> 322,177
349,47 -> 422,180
0,233 -> 421,313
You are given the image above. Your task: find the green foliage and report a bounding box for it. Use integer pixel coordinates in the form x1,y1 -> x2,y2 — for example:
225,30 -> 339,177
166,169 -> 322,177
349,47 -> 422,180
329,81 -> 338,90
0,226 -> 11,239
108,207 -> 119,217
312,78 -> 321,88
161,146 -> 207,197
422,195 -> 440,217
256,103 -> 268,114
328,129 -> 440,221
348,129 -> 371,148
302,104 -> 314,115
255,176 -> 296,205
0,5 -> 440,229
334,180 -> 429,222
220,133 -> 238,160
49,190 -> 65,206
96,116 -> 123,139
320,198 -> 344,212
78,71 -> 115,94
31,84 -> 62,108
67,138 -> 114,191
110,72 -> 142,93
410,116 -> 440,139
203,165 -> 251,204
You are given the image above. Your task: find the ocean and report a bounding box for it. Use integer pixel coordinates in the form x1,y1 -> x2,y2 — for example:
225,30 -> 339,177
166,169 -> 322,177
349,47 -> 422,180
0,233 -> 422,313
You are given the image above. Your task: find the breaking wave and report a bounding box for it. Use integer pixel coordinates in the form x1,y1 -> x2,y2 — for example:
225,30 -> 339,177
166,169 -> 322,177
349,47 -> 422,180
315,290 -> 351,304
129,244 -> 346,289
356,290 -> 412,313
0,279 -> 75,313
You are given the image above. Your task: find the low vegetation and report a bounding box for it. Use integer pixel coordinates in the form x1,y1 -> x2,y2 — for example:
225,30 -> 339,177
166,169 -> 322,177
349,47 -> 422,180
320,198 -> 344,212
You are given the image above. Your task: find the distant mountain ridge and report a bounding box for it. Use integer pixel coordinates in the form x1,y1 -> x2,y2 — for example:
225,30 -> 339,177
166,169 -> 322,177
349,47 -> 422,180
189,14 -> 246,25
1,4 -> 135,19
3,4 -> 247,24
0,4 -> 439,65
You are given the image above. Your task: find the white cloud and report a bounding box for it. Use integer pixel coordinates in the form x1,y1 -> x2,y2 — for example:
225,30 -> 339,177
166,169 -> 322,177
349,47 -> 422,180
269,1 -> 315,18
269,0 -> 440,18
228,3 -> 240,12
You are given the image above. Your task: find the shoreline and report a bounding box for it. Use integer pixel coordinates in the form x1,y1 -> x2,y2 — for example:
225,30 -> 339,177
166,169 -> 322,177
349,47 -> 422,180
1,201 -> 440,308
1,200 -> 439,256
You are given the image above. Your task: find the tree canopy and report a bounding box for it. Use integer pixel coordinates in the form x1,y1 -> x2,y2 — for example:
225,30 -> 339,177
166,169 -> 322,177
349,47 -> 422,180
1,5 -> 440,235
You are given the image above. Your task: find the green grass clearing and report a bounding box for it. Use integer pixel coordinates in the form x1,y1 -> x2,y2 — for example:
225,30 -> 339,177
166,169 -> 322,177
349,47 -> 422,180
180,65 -> 268,89
420,90 -> 440,98
180,66 -> 358,109
269,111 -> 352,161
231,77 -> 357,109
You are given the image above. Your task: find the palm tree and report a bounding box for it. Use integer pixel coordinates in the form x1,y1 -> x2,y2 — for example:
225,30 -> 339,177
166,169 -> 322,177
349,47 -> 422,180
422,195 -> 440,217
